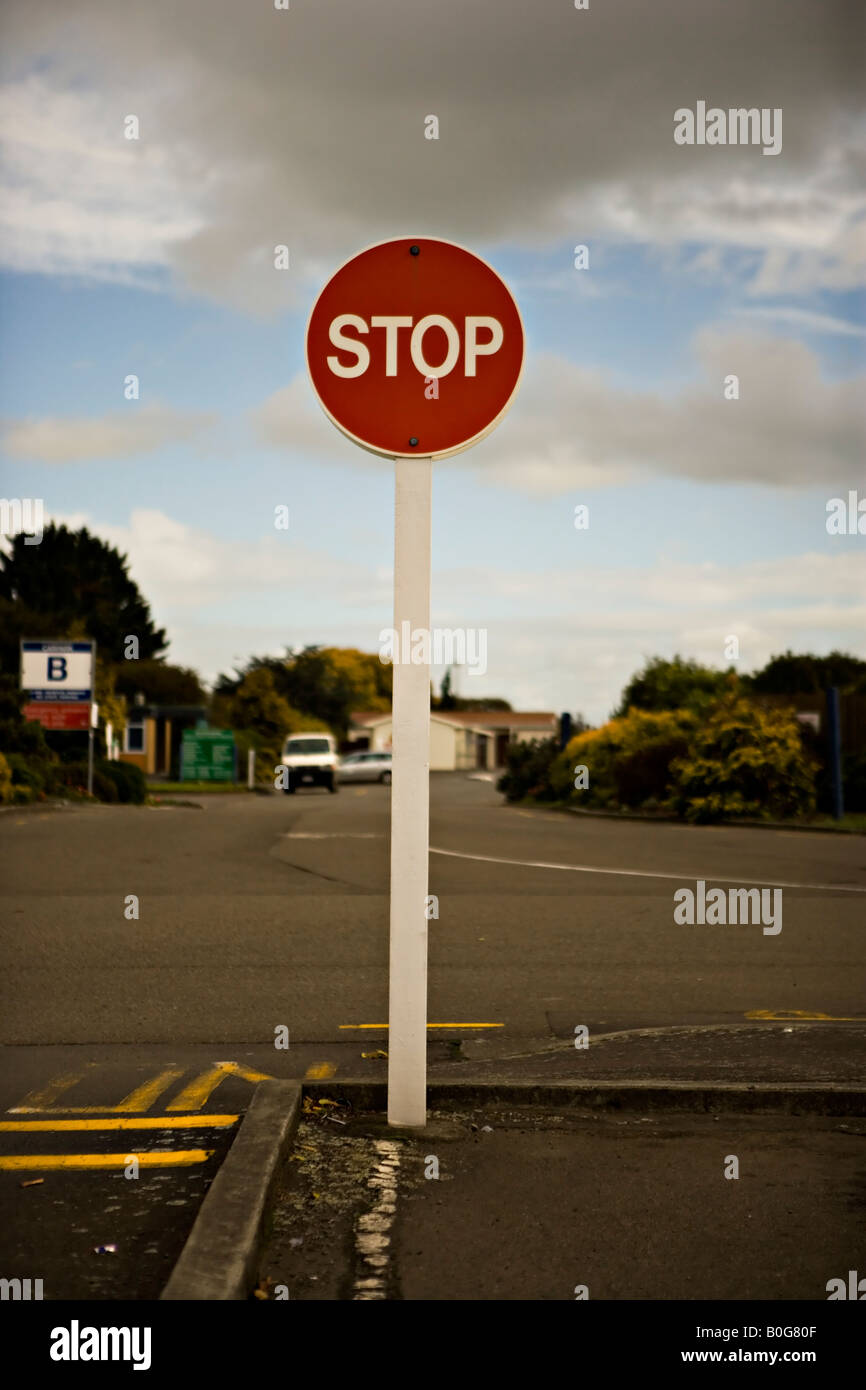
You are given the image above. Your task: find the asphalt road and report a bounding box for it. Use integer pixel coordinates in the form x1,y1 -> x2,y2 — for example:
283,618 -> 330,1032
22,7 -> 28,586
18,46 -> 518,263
2,775 -> 864,1045
1,777 -> 864,1298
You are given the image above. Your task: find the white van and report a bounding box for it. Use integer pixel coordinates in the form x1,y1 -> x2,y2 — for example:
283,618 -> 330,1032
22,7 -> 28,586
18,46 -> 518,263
280,733 -> 338,794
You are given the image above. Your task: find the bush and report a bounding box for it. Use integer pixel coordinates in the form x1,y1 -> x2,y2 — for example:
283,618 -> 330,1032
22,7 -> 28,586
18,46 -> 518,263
613,737 -> 691,807
497,737 -> 559,802
0,752 -> 11,804
5,752 -> 47,799
549,708 -> 697,809
98,759 -> 147,804
231,727 -> 280,785
840,751 -> 866,813
47,760 -> 118,803
669,695 -> 817,823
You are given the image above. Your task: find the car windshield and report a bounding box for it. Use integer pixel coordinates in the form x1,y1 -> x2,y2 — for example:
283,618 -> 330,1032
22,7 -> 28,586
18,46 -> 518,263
286,738 -> 330,754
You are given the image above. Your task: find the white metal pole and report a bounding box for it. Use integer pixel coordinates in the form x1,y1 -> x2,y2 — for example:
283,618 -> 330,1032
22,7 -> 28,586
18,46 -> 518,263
387,456 -> 432,1127
248,747 -> 256,790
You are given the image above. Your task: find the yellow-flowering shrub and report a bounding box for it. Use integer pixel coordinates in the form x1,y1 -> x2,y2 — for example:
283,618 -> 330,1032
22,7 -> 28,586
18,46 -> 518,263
549,707 -> 697,808
669,695 -> 817,822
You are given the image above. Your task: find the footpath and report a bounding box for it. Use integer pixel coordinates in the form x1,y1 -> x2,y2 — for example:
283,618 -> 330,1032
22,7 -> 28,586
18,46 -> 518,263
159,1023 -> 865,1303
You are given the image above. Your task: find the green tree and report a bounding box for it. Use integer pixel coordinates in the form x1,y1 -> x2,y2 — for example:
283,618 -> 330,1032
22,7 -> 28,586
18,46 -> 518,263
224,668 -> 329,781
439,668 -> 456,711
112,660 -> 205,706
746,650 -> 866,695
216,646 -> 392,737
613,655 -> 733,717
0,525 -> 166,670
228,669 -> 297,746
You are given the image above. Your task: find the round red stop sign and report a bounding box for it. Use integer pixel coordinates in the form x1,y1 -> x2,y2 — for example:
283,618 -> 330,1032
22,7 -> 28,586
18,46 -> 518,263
305,237 -> 524,460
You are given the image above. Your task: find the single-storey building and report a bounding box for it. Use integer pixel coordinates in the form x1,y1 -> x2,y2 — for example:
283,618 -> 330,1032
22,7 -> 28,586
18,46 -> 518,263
347,709 -> 558,771
117,704 -> 208,779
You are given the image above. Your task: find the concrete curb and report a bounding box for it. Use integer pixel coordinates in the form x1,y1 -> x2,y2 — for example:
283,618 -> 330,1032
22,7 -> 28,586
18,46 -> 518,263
161,1079 -> 301,1301
303,1079 -> 866,1116
560,805 -> 866,836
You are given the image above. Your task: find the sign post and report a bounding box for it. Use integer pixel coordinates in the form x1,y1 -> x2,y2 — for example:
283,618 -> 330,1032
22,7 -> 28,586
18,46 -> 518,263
388,456 -> 432,1125
88,700 -> 98,797
306,238 -> 524,1125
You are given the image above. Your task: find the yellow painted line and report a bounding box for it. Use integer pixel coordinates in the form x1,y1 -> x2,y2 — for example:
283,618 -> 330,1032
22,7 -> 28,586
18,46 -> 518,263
305,1063 -> 336,1079
113,1068 -> 187,1111
11,1068 -> 92,1111
166,1061 -> 274,1112
10,1066 -> 185,1115
0,1115 -> 238,1132
0,1151 -> 213,1171
339,1023 -> 504,1030
746,1010 -> 866,1022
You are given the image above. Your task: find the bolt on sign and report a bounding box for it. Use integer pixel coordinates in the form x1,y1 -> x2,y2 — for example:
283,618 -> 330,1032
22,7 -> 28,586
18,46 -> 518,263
307,239 -> 524,1127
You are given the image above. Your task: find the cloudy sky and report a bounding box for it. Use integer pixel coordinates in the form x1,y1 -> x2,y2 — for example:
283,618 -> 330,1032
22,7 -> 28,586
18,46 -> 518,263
1,0 -> 863,721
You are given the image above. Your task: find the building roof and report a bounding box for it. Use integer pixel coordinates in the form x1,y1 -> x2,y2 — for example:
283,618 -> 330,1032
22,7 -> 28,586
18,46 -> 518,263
131,704 -> 207,718
349,709 -> 557,732
433,711 -> 557,730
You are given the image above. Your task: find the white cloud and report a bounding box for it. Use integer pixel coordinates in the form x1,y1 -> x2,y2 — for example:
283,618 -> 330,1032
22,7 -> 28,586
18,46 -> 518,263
0,76 -> 202,287
252,329 -> 865,492
0,0 -> 862,303
51,507 -> 390,613
727,305 -> 866,337
3,404 -> 215,463
47,506 -> 866,720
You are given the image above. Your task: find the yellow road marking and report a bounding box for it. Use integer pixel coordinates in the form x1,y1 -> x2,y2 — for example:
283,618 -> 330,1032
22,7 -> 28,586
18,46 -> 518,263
0,1151 -> 213,1171
10,1066 -> 185,1115
746,1009 -> 865,1022
339,1023 -> 504,1030
10,1068 -> 92,1110
0,1115 -> 238,1132
305,1063 -> 336,1079
166,1061 -> 274,1112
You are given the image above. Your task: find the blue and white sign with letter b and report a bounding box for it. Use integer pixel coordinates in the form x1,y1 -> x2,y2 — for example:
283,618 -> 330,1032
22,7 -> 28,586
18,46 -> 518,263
20,641 -> 95,702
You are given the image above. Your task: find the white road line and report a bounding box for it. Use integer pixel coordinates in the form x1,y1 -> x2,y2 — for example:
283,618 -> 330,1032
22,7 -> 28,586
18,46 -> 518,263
429,846 -> 866,894
284,832 -> 383,839
352,1140 -> 402,1301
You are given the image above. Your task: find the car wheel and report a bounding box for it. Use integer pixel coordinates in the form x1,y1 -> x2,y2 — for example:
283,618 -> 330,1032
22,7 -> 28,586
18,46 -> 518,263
328,777 -> 338,793
380,770 -> 392,785
284,780 -> 295,794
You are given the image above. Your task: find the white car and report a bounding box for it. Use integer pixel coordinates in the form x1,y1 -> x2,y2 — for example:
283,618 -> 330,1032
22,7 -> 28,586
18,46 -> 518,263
337,751 -> 393,785
280,734 -> 338,793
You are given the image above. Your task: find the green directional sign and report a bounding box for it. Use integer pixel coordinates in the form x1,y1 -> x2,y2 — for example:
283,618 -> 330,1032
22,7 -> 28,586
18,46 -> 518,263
180,727 -> 236,782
